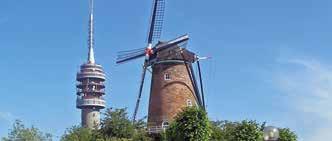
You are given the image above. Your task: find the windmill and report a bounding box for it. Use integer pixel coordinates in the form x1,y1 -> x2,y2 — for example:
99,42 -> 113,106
116,0 -> 208,133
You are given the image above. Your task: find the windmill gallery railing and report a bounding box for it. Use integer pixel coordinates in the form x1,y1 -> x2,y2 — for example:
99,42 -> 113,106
147,120 -> 170,134
147,125 -> 169,134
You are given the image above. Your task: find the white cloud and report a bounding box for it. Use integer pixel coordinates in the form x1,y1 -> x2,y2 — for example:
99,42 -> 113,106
275,57 -> 332,141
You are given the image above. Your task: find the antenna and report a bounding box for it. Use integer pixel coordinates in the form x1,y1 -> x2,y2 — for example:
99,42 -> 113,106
88,0 -> 95,64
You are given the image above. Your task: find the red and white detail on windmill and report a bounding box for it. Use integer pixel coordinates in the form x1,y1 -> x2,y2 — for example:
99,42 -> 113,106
145,46 -> 154,58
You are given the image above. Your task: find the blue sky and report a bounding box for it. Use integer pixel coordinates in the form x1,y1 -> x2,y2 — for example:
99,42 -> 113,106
1,0 -> 332,140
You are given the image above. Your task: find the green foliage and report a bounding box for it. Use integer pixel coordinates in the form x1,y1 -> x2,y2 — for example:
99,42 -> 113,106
60,108 -> 152,141
60,126 -> 96,141
2,120 -> 52,141
99,108 -> 135,139
209,121 -> 223,141
3,107 -> 296,141
166,107 -> 212,141
232,120 -> 263,141
210,120 -> 236,141
279,128 -> 297,141
160,131 -> 168,141
210,120 -> 264,141
132,129 -> 152,141
210,120 -> 298,141
98,108 -> 152,141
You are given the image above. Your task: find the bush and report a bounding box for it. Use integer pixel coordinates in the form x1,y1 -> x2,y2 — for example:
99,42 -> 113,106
60,108 -> 152,141
279,128 -> 297,141
166,107 -> 211,141
2,120 -> 52,141
60,126 -> 95,141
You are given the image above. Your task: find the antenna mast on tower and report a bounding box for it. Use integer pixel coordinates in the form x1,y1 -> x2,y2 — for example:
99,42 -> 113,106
88,0 -> 95,64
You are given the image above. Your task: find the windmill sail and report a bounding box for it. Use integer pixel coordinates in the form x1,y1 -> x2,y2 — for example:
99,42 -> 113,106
197,60 -> 206,110
147,0 -> 165,44
153,34 -> 189,52
116,35 -> 189,64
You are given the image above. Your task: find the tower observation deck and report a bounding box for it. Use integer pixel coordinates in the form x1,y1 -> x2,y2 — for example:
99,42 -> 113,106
76,0 -> 106,129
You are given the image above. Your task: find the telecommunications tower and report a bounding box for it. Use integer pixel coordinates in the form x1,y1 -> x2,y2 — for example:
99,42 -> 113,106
76,0 -> 106,128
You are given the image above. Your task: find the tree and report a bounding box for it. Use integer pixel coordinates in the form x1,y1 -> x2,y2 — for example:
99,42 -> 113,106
99,108 -> 135,139
210,120 -> 236,141
2,120 -> 52,141
132,129 -> 153,141
210,120 -> 265,141
231,120 -> 263,141
278,128 -> 297,141
61,108 -> 151,141
60,126 -> 96,141
60,125 -> 134,141
166,107 -> 212,141
210,121 -> 223,140
99,108 -> 152,141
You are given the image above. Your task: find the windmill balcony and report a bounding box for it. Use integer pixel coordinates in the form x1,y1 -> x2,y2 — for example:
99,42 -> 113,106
76,97 -> 106,109
147,126 -> 168,134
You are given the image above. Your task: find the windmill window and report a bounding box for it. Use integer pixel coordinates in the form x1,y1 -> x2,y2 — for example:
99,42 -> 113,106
162,121 -> 169,128
164,73 -> 171,80
187,99 -> 193,107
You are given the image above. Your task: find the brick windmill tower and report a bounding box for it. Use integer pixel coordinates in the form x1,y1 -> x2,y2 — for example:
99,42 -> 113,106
116,0 -> 207,133
76,0 -> 106,129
